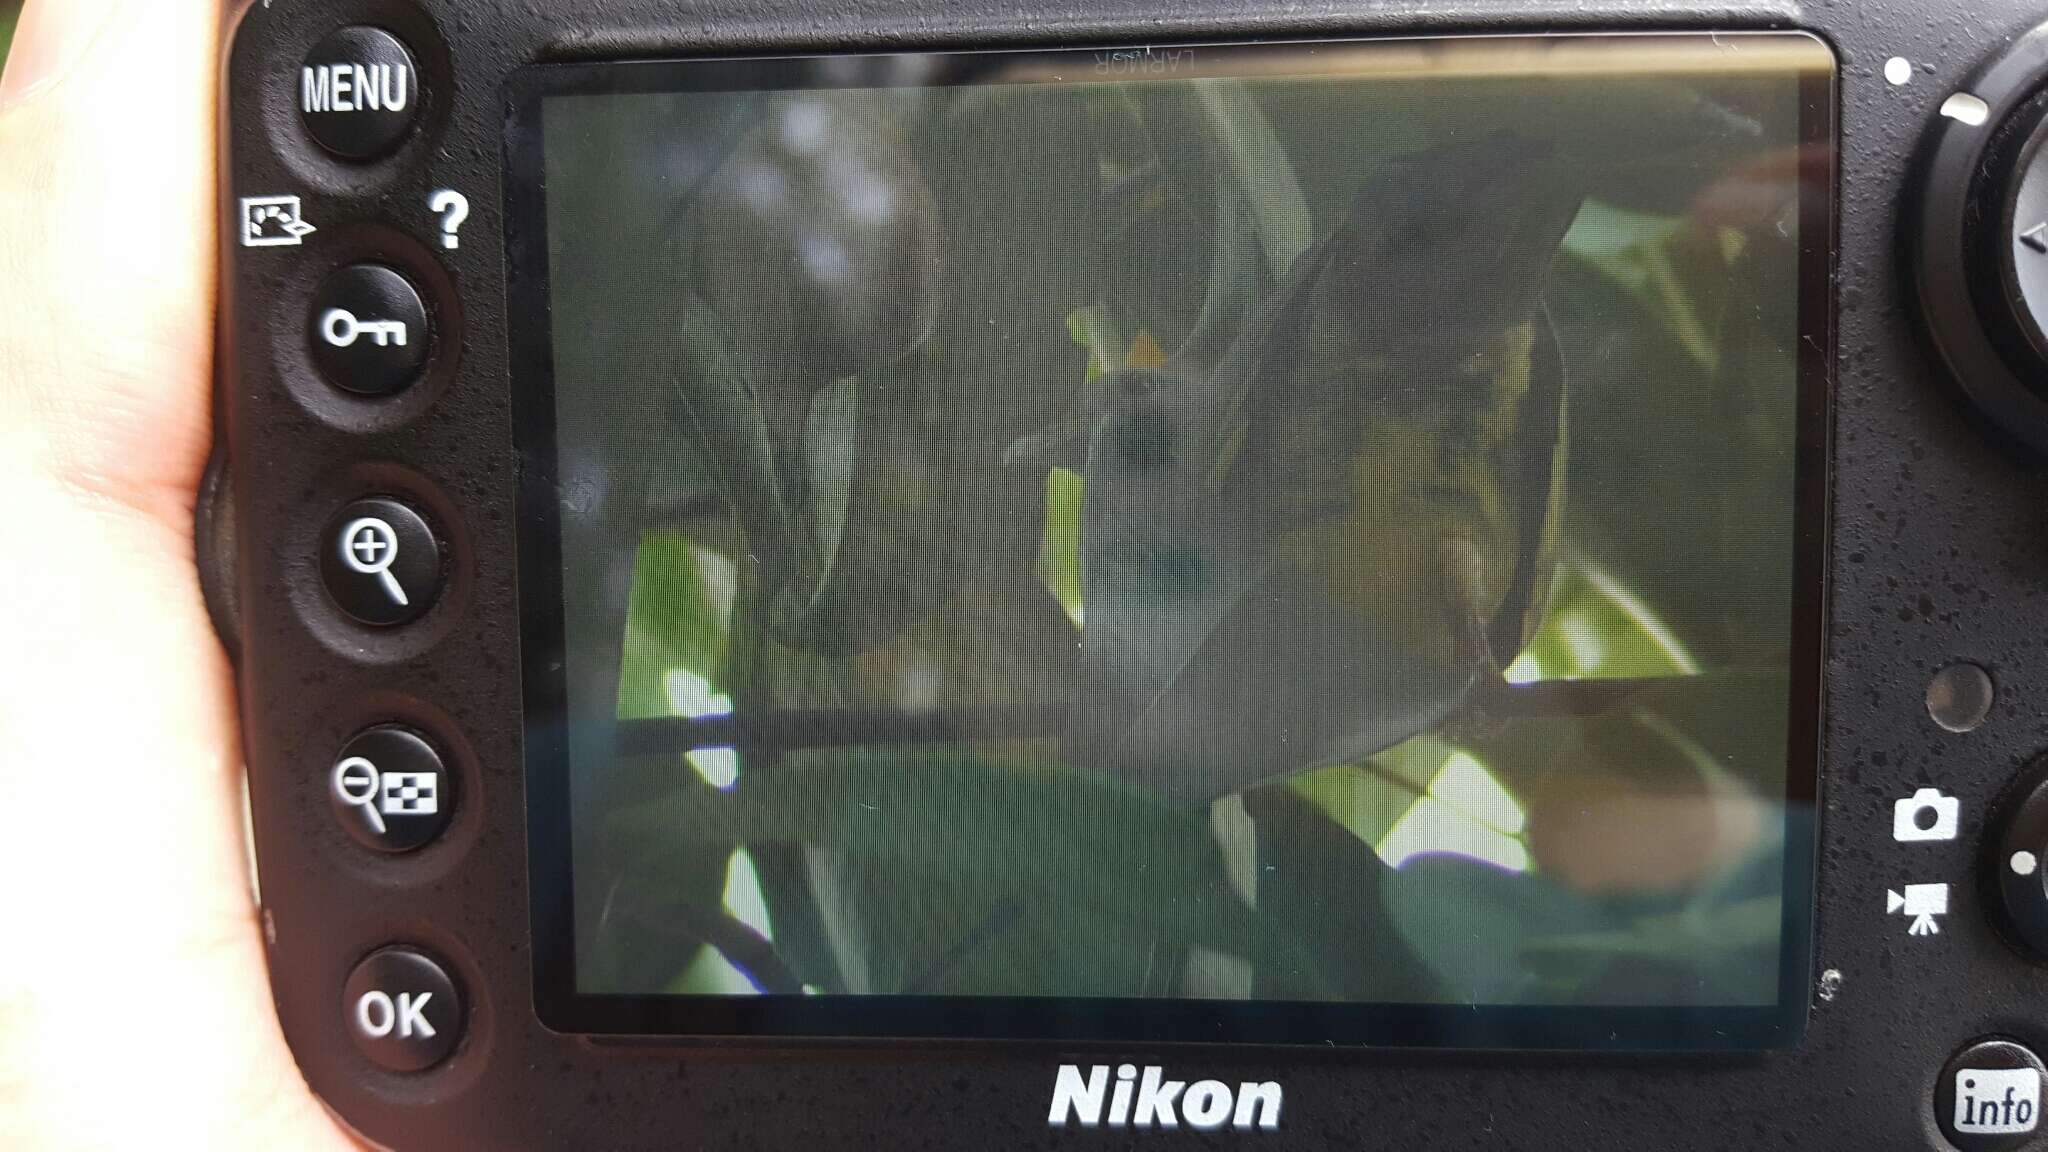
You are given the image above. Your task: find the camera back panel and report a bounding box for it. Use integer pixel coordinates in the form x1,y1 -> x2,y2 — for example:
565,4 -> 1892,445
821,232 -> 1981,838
214,0 -> 2048,1148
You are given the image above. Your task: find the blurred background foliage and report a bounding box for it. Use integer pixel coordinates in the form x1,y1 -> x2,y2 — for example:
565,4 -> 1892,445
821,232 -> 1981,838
597,215 -> 1797,1005
547,67 -> 1809,1009
1,3 -> 21,77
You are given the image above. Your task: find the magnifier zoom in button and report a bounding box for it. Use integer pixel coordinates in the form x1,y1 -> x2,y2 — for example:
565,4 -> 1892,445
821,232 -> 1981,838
339,517 -> 410,606
319,499 -> 441,627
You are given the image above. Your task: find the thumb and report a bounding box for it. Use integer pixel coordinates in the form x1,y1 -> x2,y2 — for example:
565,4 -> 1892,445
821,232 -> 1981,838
0,5 -> 361,1148
0,0 -> 122,108
0,0 -> 219,523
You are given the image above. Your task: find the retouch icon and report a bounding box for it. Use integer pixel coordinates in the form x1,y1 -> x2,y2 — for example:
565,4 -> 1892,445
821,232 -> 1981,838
1049,1065 -> 1282,1131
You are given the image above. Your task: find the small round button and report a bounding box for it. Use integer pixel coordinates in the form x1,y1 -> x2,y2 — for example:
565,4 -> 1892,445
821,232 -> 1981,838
320,498 -> 444,626
299,27 -> 422,160
344,947 -> 463,1072
330,727 -> 452,852
1937,1038 -> 2045,1151
310,264 -> 431,397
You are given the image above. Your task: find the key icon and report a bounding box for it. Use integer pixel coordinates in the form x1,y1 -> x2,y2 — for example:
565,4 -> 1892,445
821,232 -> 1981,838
340,517 -> 408,606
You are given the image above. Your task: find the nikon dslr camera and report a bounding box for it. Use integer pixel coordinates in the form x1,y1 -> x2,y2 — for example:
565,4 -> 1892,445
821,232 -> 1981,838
210,0 -> 2048,1147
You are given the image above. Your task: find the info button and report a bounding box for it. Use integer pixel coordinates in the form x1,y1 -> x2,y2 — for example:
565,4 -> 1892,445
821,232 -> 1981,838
1938,1038 -> 2047,1151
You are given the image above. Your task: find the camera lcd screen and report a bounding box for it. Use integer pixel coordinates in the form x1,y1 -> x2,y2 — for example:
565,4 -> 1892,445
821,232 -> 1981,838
506,32 -> 1834,1047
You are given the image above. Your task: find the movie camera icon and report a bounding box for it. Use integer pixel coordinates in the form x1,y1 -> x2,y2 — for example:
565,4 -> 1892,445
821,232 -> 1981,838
1888,883 -> 1949,937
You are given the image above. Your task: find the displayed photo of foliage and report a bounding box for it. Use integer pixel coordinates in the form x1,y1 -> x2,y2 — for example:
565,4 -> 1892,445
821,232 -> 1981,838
0,7 -> 19,69
540,47 -> 1816,1009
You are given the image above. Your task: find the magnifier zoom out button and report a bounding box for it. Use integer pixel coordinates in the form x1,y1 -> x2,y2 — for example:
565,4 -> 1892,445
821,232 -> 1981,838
333,756 -> 389,834
329,727 -> 451,853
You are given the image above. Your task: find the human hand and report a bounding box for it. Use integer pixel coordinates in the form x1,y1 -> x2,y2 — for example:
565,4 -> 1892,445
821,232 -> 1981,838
0,2 -> 359,1147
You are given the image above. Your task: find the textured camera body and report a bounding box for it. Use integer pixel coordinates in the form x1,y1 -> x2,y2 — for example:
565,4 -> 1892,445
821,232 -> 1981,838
213,0 -> 2048,1148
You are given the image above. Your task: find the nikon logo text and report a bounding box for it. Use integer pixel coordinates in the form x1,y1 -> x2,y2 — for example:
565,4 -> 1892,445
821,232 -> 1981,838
1049,1064 -> 1282,1131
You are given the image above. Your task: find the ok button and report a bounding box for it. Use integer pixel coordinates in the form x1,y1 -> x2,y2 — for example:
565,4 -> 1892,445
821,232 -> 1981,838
344,947 -> 463,1072
320,497 -> 443,626
310,264 -> 431,396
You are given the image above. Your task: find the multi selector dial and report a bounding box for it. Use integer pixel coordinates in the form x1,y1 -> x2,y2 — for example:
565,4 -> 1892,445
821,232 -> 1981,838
1988,755 -> 2048,963
1915,25 -> 2048,450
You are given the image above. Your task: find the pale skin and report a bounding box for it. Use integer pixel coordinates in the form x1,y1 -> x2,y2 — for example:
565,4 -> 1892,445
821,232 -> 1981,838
0,0 -> 356,1147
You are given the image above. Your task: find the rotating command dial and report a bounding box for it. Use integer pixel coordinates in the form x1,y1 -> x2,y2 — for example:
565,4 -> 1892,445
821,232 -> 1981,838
1988,755 -> 2048,961
1989,103 -> 2048,375
1911,21 -> 2048,451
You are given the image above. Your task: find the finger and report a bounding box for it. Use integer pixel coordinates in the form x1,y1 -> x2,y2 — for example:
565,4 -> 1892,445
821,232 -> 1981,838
0,2 -> 357,1135
0,488 -> 360,1149
1688,144 -> 1816,234
0,2 -> 354,1146
0,0 -> 121,107
0,0 -> 217,526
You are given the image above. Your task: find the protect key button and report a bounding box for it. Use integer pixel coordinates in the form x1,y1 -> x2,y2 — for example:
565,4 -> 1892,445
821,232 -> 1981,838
310,264 -> 431,397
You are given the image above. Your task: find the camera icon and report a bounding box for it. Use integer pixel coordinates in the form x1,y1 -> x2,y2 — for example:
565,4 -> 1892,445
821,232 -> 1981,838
1894,787 -> 1960,843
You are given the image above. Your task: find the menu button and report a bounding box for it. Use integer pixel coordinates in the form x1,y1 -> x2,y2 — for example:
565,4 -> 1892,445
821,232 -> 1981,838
299,27 -> 421,160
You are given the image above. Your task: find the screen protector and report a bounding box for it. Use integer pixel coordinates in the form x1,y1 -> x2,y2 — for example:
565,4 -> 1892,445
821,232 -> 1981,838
505,32 -> 1834,1047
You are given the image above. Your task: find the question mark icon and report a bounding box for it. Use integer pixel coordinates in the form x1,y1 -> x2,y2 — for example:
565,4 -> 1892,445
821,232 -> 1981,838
429,190 -> 470,250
